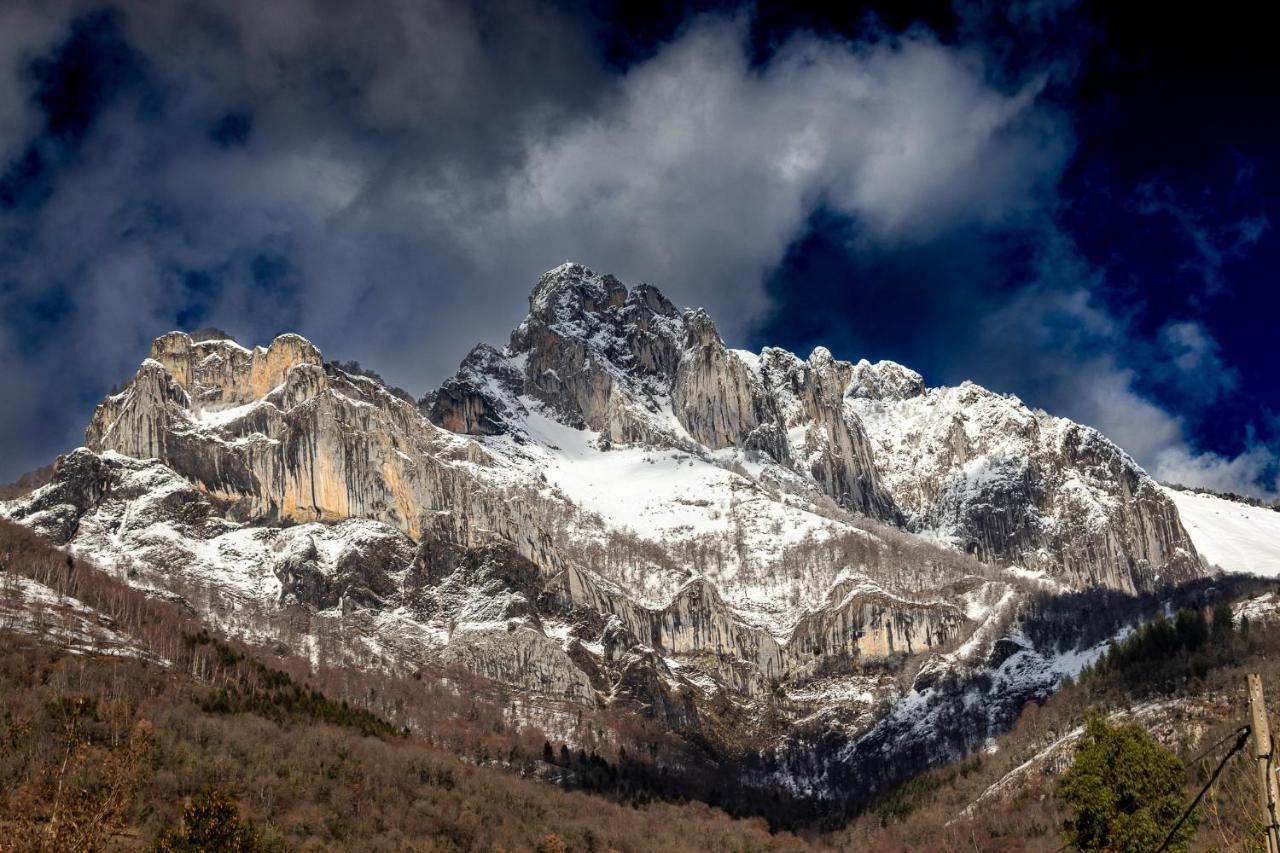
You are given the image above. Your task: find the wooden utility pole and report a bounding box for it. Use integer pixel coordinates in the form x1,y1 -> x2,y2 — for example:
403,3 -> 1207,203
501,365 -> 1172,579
1248,673 -> 1280,853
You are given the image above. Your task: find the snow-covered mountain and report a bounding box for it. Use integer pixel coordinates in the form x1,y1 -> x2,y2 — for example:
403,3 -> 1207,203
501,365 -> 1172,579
429,264 -> 1199,593
1,262 -> 1213,803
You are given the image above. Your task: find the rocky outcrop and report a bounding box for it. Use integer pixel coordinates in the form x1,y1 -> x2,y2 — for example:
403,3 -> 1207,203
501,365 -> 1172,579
785,584 -> 966,669
1044,423 -> 1198,590
407,535 -> 545,627
672,311 -> 786,458
425,264 -> 1200,589
848,359 -> 926,402
542,561 -> 966,697
67,262 -> 1201,663
421,343 -> 524,436
430,263 -> 897,520
443,263 -> 1196,593
655,578 -> 785,677
848,379 -> 1200,592
274,522 -> 412,611
756,348 -> 898,520
4,448 -> 122,543
441,626 -> 596,701
81,331 -> 556,554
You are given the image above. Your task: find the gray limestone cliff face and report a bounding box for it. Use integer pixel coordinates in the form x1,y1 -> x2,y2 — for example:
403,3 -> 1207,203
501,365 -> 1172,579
509,265 -> 686,446
653,578 -> 785,677
81,331 -> 639,626
785,586 -> 966,671
85,331 -> 505,539
847,370 -> 1201,593
756,347 -> 899,520
275,526 -> 412,611
422,345 -> 518,436
1,451 -> 606,703
441,627 -> 596,702
543,566 -> 787,687
4,449 -> 123,543
422,263 -> 1200,591
541,562 -> 970,698
672,311 -> 789,459
1043,423 -> 1199,591
0,453 -> 729,718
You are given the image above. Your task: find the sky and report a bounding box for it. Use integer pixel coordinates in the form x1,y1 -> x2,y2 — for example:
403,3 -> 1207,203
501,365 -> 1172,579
0,0 -> 1276,498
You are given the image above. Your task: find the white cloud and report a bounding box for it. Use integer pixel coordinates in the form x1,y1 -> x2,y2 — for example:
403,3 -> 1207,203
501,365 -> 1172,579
0,9 -> 1067,398
1157,320 -> 1239,404
495,20 -> 1070,332
970,250 -> 1271,496
1154,445 -> 1278,500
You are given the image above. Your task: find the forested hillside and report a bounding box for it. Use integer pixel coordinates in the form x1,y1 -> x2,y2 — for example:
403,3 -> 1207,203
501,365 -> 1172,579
0,518 -> 812,850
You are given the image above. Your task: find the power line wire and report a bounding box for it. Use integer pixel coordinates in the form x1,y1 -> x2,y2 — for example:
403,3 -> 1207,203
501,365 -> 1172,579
1155,726 -> 1251,853
1188,724 -> 1251,767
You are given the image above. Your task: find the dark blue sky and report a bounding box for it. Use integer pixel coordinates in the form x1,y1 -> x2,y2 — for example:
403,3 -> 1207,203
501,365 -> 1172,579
748,0 -> 1280,496
0,0 -> 1276,497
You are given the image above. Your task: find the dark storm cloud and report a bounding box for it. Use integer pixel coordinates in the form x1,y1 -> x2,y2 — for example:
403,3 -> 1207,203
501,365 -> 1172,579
0,0 -> 1272,498
0,0 -> 614,476
208,111 -> 251,148
1,9 -> 144,209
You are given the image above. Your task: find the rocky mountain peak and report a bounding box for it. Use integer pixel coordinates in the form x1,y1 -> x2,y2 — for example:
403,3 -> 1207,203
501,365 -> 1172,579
426,265 -> 901,520
525,263 -> 679,324
525,262 -> 628,326
808,345 -> 836,367
429,264 -> 694,444
628,282 -> 680,319
145,330 -> 325,411
70,261 -> 1198,603
680,307 -> 723,351
849,358 -> 926,401
80,324 -> 503,538
511,262 -> 689,379
426,264 -> 1199,588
